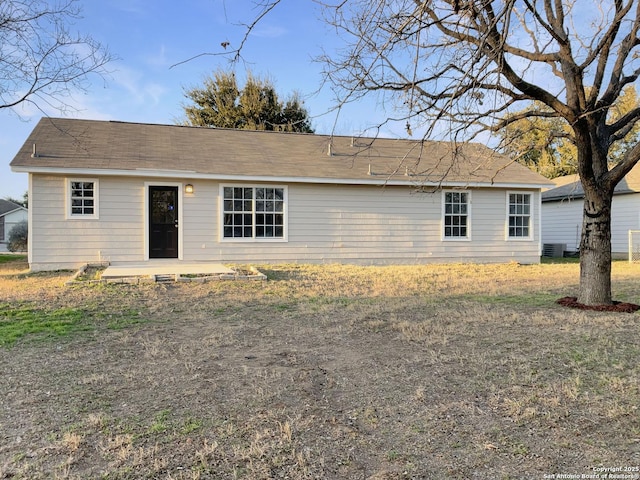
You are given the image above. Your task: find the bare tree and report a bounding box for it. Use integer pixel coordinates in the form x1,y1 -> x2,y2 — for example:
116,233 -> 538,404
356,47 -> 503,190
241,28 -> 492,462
224,0 -> 640,306
0,0 -> 112,114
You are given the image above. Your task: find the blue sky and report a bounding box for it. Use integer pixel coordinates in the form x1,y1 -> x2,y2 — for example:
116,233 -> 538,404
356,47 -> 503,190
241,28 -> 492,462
1,0 -> 397,200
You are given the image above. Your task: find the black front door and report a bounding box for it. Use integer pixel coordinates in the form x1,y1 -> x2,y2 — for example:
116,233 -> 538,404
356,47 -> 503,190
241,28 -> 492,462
149,186 -> 178,258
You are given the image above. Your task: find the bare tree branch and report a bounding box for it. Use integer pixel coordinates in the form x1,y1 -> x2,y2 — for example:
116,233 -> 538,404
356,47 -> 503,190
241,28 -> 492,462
191,0 -> 640,304
598,0 -> 640,108
0,0 -> 113,114
171,0 -> 283,69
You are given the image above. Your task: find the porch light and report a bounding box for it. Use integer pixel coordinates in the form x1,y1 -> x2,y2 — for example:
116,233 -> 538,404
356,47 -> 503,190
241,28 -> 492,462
185,184 -> 194,194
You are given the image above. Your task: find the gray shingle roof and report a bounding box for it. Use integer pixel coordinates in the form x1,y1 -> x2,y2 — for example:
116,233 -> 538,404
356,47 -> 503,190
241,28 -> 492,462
0,199 -> 24,216
542,165 -> 640,202
11,117 -> 552,187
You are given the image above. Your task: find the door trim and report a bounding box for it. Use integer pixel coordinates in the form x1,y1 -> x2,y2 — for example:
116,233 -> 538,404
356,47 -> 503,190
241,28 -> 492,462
144,182 -> 184,261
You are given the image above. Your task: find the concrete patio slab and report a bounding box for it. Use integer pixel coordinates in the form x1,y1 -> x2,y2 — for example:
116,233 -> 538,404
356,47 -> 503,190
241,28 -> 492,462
101,262 -> 234,279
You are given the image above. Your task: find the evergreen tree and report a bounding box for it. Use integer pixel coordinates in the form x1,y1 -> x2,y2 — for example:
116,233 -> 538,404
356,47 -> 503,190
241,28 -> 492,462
181,70 -> 313,133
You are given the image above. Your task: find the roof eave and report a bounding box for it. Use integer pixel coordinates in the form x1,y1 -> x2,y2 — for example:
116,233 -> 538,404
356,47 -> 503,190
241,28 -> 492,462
542,188 -> 640,202
0,207 -> 25,217
541,195 -> 584,202
11,165 -> 549,189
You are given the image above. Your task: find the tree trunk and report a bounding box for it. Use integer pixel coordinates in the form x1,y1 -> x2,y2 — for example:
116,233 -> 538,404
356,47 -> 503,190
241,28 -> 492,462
578,188 -> 613,305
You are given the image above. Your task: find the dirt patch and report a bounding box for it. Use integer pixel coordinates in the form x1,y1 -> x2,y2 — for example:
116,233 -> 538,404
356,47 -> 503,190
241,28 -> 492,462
556,296 -> 640,312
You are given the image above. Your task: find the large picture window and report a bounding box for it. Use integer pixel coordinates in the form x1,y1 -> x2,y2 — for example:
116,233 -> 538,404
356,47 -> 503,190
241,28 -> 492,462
67,179 -> 98,218
508,193 -> 531,238
222,186 -> 286,240
443,191 -> 469,239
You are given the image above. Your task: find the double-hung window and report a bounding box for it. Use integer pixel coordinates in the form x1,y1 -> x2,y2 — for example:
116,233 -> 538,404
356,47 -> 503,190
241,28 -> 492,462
508,193 -> 531,238
67,179 -> 98,219
222,186 -> 286,240
443,191 -> 469,239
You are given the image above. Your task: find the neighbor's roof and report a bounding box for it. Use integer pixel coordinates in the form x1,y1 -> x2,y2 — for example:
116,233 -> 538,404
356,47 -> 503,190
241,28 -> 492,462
11,117 -> 552,188
0,199 -> 25,216
542,165 -> 640,202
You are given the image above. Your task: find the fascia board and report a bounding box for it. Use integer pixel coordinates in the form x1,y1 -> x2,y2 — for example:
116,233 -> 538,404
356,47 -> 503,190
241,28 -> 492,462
11,165 -> 550,189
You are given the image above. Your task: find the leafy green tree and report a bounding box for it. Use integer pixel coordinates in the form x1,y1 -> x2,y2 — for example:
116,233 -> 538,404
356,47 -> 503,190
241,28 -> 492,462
181,70 -> 313,133
500,104 -> 575,179
502,87 -> 640,179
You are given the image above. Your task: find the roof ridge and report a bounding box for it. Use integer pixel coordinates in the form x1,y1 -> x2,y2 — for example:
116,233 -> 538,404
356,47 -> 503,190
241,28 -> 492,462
42,116 -> 488,145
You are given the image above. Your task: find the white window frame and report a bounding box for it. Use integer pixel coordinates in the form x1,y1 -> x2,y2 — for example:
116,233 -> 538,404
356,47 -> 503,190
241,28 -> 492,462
219,184 -> 288,242
66,178 -> 99,219
442,190 -> 471,241
506,191 -> 533,240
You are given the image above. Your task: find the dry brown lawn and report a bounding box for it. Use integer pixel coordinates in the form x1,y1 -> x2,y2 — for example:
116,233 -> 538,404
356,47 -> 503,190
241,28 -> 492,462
1,257 -> 640,479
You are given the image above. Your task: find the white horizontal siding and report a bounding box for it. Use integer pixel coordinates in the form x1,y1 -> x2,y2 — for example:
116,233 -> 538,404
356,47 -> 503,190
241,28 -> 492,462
182,183 -> 218,261
541,198 -> 582,252
611,194 -> 640,254
29,175 -> 542,270
542,193 -> 640,255
3,209 -> 28,225
30,175 -> 144,269
214,184 -> 541,264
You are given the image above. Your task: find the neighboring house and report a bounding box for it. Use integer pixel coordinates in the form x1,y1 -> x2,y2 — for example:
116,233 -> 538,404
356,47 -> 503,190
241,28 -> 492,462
542,165 -> 640,257
0,199 -> 28,253
10,117 -> 551,271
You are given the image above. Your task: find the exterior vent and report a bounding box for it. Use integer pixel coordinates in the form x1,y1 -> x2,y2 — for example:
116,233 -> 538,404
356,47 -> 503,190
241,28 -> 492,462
542,243 -> 566,257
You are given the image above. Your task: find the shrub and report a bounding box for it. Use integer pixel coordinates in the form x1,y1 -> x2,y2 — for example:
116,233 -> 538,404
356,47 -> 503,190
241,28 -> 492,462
8,221 -> 28,252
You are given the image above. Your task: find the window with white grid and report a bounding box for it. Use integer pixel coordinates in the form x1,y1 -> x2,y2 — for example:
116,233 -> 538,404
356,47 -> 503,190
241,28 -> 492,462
68,179 -> 98,218
508,193 -> 531,238
222,186 -> 286,240
443,191 -> 469,239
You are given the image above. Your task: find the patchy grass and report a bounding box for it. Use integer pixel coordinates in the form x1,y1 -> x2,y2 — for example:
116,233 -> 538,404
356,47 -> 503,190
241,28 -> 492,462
0,254 -> 28,275
1,261 -> 640,478
0,302 -> 148,346
0,254 -> 27,264
0,303 -> 89,346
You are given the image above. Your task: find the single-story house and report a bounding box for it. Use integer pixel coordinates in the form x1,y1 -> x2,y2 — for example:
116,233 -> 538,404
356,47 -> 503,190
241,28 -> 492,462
10,117 -> 552,272
0,199 -> 28,252
542,165 -> 640,258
